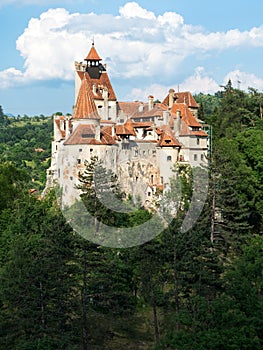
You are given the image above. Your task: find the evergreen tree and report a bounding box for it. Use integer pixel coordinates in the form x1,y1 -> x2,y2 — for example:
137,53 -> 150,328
0,195 -> 81,350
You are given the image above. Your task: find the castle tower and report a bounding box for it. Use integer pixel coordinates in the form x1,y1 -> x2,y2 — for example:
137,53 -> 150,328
74,43 -> 117,121
71,72 -> 101,141
84,42 -> 103,79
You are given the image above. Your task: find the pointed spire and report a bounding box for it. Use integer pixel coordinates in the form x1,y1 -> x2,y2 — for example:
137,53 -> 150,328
85,42 -> 102,61
73,73 -> 100,120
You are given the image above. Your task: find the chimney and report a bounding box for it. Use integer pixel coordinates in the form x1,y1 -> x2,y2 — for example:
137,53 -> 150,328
168,88 -> 175,109
138,102 -> 144,113
111,125 -> 115,137
65,116 -> 71,138
174,110 -> 181,137
102,86 -> 108,100
163,110 -> 170,125
148,95 -> 154,111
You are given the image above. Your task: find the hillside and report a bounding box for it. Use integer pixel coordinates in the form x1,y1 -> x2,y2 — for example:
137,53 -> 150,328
0,85 -> 262,349
0,114 -> 53,191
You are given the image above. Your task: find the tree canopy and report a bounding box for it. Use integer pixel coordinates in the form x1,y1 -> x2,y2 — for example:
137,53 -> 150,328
0,87 -> 263,349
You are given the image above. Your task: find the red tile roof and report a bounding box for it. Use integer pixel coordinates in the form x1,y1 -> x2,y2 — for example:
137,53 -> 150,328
157,126 -> 181,147
162,91 -> 198,108
54,116 -> 73,139
117,101 -> 142,118
171,103 -> 201,127
85,44 -> 102,61
115,119 -> 136,136
179,120 -> 208,137
100,126 -> 117,144
64,123 -> 116,145
132,121 -> 153,128
77,71 -> 117,101
73,73 -> 100,120
118,101 -> 168,119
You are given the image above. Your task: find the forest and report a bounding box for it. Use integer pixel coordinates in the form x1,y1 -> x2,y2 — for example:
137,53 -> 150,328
0,81 -> 262,349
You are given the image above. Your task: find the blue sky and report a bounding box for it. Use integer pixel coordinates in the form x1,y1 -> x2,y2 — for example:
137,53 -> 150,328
1,0 -> 263,116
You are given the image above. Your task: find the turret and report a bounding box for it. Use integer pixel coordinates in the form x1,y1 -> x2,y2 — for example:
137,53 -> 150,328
84,42 -> 104,79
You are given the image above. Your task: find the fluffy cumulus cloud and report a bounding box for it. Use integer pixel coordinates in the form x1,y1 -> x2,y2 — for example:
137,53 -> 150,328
180,67 -> 220,94
128,68 -> 220,101
119,1 -> 155,19
223,70 -> 263,90
1,2 -> 263,94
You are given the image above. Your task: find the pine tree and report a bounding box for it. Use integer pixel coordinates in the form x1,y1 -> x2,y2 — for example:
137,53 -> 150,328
0,195 -> 81,350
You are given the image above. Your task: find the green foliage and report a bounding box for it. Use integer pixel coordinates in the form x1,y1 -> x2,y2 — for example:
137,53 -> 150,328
0,163 -> 29,212
0,195 -> 81,349
0,115 -> 52,190
1,86 -> 263,349
156,237 -> 263,350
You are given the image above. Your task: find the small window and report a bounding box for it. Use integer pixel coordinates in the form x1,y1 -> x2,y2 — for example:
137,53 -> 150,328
135,149 -> 139,156
167,155 -> 172,161
201,154 -> 204,161
148,192 -> 151,197
194,154 -> 197,161
77,159 -> 81,164
79,148 -> 82,152
197,138 -> 200,145
90,148 -> 93,153
70,176 -> 73,181
82,133 -> 94,138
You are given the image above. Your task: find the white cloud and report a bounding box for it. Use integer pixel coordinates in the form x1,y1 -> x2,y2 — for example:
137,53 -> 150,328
0,67 -> 24,88
223,70 -> 263,90
127,67 -> 220,101
1,2 -> 263,93
180,67 -> 220,94
119,2 -> 156,19
128,84 -> 170,102
16,8 -> 84,81
126,67 -> 263,102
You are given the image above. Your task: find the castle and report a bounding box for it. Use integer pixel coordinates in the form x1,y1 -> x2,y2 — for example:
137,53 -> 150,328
46,43 -> 208,206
